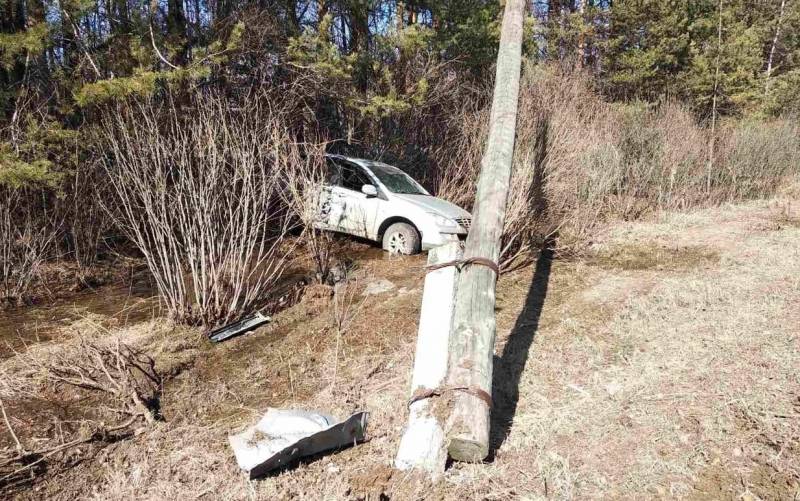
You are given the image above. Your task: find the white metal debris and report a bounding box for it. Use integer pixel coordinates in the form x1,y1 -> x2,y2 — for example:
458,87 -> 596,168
229,408 -> 368,479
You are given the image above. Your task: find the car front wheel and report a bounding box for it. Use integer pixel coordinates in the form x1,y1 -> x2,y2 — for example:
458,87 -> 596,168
382,222 -> 421,255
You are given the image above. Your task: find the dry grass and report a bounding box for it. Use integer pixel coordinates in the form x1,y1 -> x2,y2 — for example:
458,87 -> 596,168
431,64 -> 800,261
2,197 -> 799,499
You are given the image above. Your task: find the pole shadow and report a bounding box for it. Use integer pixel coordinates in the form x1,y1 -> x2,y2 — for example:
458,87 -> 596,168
489,244 -> 554,456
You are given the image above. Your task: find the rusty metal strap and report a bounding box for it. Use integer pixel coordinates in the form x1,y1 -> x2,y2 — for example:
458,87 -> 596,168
408,385 -> 493,409
425,257 -> 500,276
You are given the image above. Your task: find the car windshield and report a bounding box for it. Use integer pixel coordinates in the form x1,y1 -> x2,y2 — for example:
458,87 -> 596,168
367,163 -> 427,195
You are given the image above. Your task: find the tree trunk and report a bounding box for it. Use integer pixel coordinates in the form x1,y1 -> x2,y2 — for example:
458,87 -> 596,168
166,0 -> 187,64
764,0 -> 787,95
444,0 -> 526,463
707,0 -> 723,194
396,1 -> 404,30
318,0 -> 328,26
576,0 -> 585,67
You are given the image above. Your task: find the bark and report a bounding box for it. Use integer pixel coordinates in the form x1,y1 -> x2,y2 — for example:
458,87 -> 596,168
576,0 -> 585,67
444,0 -> 526,463
707,0 -> 723,194
764,0 -> 787,95
396,1 -> 405,30
318,0 -> 329,25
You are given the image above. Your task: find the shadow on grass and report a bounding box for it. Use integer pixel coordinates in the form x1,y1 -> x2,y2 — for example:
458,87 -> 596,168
489,244 -> 554,457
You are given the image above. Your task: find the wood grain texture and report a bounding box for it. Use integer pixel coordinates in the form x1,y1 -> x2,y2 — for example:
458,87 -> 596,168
444,0 -> 526,462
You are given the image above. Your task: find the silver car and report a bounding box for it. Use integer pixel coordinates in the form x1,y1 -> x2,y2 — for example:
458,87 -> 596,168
316,155 -> 472,254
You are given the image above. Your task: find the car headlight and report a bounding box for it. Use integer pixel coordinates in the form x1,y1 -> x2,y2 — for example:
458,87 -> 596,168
432,214 -> 458,228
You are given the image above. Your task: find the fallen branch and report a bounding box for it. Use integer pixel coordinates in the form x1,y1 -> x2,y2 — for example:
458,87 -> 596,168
18,337 -> 162,424
1,339 -> 161,490
0,398 -> 23,454
0,416 -> 138,486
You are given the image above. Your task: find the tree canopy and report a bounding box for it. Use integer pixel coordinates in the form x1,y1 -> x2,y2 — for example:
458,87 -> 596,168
1,0 -> 798,188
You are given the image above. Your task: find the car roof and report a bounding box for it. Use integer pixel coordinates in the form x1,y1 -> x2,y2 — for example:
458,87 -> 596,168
325,154 -> 403,173
325,153 -> 371,166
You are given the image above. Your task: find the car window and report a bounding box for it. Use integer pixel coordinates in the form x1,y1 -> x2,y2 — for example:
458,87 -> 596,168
367,162 -> 427,195
339,162 -> 374,192
325,158 -> 342,185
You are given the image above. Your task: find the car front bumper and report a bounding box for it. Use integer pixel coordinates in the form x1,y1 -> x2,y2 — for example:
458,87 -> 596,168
421,231 -> 466,251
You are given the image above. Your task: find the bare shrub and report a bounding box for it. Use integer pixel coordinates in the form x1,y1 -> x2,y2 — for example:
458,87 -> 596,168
101,94 -> 296,325
653,103 -> 709,208
715,119 -> 800,200
431,64 -> 800,258
432,102 -> 489,209
329,281 -> 365,386
0,337 -> 160,489
0,188 -> 58,304
17,337 -> 161,424
280,138 -> 339,283
64,156 -> 112,275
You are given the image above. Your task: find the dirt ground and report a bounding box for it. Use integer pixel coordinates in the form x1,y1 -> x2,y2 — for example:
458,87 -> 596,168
1,197 -> 799,500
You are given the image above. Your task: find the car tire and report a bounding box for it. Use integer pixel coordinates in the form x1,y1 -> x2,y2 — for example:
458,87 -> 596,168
382,223 -> 421,255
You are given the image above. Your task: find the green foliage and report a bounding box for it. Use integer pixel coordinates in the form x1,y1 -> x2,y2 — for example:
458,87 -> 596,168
764,69 -> 800,116
0,0 -> 799,147
288,15 -> 433,118
429,0 -> 501,72
288,15 -> 356,82
74,73 -> 158,107
0,23 -> 48,69
682,2 -> 765,115
0,117 -> 77,189
600,0 -> 692,99
0,148 -> 56,189
74,67 -> 211,107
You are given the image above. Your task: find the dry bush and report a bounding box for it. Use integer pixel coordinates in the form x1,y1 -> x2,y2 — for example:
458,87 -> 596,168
63,156 -> 113,275
715,119 -> 800,200
431,101 -> 489,210
17,337 -> 161,423
0,188 -> 59,305
280,138 -> 339,284
431,63 -> 800,258
329,280 -> 365,387
101,93 -> 297,326
0,336 -> 160,491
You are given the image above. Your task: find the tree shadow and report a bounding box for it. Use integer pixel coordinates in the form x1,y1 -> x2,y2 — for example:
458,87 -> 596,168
489,244 -> 554,456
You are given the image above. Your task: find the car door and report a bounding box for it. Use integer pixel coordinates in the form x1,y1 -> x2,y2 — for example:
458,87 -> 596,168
318,159 -> 346,231
330,160 -> 381,238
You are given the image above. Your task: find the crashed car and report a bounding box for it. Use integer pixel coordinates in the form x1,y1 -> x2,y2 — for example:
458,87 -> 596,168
316,154 -> 472,255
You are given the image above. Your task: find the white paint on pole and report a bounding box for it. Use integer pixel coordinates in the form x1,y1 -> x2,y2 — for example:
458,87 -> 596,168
395,241 -> 462,476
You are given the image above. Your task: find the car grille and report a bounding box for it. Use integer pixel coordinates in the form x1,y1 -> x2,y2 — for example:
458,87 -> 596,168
455,218 -> 471,231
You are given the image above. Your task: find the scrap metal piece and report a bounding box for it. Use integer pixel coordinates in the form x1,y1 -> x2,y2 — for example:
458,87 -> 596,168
208,312 -> 270,343
229,408 -> 368,479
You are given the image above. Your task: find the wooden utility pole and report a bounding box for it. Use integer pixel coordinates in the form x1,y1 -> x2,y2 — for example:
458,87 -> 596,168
444,0 -> 526,463
394,0 -> 526,472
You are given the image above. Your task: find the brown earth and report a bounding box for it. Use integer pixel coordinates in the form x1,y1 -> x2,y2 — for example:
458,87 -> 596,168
1,198 -> 799,500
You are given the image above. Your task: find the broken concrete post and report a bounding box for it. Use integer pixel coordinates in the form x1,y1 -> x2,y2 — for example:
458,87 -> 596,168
394,241 -> 462,476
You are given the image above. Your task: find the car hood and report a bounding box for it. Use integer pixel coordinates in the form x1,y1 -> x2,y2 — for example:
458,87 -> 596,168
392,194 -> 471,219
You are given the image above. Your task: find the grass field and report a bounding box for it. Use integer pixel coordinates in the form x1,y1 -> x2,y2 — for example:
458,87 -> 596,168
2,196 -> 799,500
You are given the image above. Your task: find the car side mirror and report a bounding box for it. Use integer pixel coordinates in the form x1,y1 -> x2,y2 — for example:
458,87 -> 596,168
361,184 -> 378,197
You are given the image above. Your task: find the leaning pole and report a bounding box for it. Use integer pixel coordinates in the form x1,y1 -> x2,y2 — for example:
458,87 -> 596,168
394,0 -> 526,472
444,0 -> 526,462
